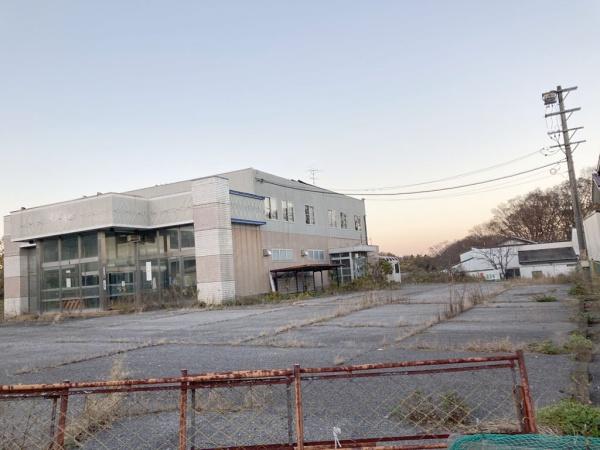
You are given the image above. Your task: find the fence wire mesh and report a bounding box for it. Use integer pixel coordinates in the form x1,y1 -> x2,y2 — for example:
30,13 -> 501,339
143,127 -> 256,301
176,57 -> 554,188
0,353 -> 536,450
301,365 -> 522,445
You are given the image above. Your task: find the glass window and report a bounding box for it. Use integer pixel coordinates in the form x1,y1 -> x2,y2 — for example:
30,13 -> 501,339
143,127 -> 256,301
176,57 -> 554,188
328,210 -> 338,227
81,233 -> 98,258
61,236 -> 79,261
164,258 -> 181,289
107,234 -> 135,264
139,231 -> 158,257
183,257 -> 196,288
264,197 -> 278,220
180,226 -> 195,249
108,272 -> 135,297
305,205 -> 315,225
43,239 -> 59,263
307,249 -> 325,261
42,269 -> 60,290
140,259 -> 159,291
160,228 -> 180,252
354,215 -> 362,231
61,266 -> 79,289
340,212 -> 347,229
282,200 -> 294,222
81,262 -> 99,287
272,249 -> 294,261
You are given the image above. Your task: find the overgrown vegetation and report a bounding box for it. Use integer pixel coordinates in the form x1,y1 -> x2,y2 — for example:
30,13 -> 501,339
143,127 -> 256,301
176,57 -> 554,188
537,400 -> 600,437
527,340 -> 564,355
527,333 -> 593,356
389,390 -> 471,426
533,294 -> 558,302
569,283 -> 588,296
65,357 -> 130,447
564,333 -> 593,353
403,173 -> 592,271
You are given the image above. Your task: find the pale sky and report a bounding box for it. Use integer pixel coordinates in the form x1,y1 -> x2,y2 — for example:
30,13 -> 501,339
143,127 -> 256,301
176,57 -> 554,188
1,1 -> 599,255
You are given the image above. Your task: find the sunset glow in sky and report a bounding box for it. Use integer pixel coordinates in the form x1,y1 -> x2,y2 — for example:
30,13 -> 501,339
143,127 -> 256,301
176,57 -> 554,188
1,1 -> 599,255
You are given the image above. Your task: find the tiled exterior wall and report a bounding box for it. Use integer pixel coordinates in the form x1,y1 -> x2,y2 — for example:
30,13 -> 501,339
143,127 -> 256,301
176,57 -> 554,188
2,217 -> 29,317
192,177 -> 235,304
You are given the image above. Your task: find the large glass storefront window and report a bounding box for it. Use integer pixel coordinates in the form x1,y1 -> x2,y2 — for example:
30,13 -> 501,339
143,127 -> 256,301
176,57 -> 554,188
105,225 -> 196,308
43,239 -> 59,263
40,233 -> 100,312
37,226 -> 197,313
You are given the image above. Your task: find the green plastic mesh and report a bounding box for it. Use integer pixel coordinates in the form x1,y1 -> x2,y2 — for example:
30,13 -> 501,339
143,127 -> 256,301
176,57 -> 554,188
449,434 -> 600,449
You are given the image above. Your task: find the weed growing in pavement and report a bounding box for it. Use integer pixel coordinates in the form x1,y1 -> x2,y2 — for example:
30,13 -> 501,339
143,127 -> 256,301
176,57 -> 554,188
65,357 -> 131,447
569,283 -> 587,296
527,340 -> 565,355
533,294 -> 558,302
563,333 -> 593,353
389,390 -> 471,426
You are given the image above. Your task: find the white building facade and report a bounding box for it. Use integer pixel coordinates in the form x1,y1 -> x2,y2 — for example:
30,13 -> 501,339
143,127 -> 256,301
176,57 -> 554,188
454,235 -> 579,280
3,168 -> 382,317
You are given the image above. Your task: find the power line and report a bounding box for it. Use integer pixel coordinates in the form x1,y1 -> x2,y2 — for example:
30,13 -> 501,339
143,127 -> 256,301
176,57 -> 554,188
257,159 -> 565,197
368,171 -> 559,202
333,148 -> 548,192
333,160 -> 565,196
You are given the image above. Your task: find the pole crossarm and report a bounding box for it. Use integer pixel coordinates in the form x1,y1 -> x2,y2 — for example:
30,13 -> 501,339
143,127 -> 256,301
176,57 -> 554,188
545,107 -> 580,118
548,140 -> 586,149
547,126 -> 583,135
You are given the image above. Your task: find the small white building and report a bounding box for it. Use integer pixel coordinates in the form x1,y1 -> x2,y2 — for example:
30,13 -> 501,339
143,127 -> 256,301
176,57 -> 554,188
454,234 -> 579,280
378,255 -> 402,283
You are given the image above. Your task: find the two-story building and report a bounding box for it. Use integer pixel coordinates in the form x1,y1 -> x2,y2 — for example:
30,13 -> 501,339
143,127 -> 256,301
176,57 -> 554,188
3,168 -> 379,317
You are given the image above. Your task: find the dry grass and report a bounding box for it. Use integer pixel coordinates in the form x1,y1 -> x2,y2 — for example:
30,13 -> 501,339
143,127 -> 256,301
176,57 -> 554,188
333,354 -> 346,365
463,337 -> 519,353
64,357 -> 130,447
195,386 -> 274,413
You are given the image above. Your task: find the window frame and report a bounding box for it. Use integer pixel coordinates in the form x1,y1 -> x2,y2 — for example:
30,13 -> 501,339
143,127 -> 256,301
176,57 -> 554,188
328,209 -> 338,228
304,205 -> 315,225
264,197 -> 279,220
340,212 -> 347,229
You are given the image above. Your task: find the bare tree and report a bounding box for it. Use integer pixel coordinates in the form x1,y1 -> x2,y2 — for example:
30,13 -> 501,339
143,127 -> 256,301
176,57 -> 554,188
472,246 -> 514,279
486,176 -> 592,243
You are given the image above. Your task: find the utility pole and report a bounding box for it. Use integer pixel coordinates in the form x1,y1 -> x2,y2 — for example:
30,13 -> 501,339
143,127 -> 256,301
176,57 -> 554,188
543,85 -> 589,277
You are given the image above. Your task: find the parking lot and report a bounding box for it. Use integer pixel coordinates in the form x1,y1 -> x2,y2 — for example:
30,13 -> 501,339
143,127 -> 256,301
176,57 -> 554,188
0,282 -> 578,405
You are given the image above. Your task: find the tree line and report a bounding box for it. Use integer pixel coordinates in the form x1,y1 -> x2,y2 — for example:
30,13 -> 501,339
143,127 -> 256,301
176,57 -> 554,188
400,174 -> 593,273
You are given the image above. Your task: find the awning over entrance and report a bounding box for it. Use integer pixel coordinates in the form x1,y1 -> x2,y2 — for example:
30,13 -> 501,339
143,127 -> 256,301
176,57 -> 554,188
270,263 -> 341,293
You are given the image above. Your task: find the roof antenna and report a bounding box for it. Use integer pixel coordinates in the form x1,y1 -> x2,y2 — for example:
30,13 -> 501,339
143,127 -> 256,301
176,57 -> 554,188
308,168 -> 320,185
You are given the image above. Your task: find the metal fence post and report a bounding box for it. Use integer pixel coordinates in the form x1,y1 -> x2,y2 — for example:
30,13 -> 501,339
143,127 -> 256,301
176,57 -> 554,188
516,350 -> 537,433
293,364 -> 305,450
55,381 -> 69,449
190,386 -> 196,450
179,369 -> 188,450
286,378 -> 294,445
48,395 -> 58,446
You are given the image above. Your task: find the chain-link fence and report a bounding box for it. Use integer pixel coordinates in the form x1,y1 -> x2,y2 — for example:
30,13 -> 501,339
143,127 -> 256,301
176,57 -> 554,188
0,352 -> 536,449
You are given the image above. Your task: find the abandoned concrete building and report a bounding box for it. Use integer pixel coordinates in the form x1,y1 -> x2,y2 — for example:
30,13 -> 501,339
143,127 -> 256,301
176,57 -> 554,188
2,168 -> 381,317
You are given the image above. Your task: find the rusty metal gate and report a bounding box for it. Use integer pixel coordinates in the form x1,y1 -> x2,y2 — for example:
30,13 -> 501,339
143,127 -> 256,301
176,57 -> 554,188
0,351 -> 536,449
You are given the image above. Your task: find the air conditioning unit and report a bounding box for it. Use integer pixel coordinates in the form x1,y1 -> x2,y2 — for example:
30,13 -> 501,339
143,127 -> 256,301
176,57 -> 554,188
127,234 -> 141,243
262,249 -> 272,257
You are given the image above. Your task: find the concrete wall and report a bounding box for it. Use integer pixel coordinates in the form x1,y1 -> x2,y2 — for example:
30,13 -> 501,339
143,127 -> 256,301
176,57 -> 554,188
520,263 -> 576,278
584,212 -> 600,261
